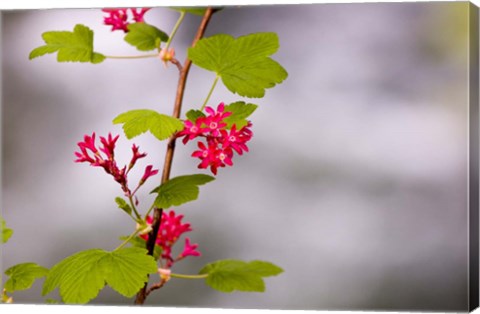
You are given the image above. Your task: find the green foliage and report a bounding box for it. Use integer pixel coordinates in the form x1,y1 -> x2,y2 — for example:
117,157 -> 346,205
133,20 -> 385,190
151,174 -> 215,209
119,235 -> 162,260
29,24 -> 105,64
186,109 -> 206,122
124,23 -> 169,51
4,263 -> 49,292
170,7 -> 208,15
188,32 -> 288,98
42,248 -> 157,304
113,109 -> 184,141
115,197 -> 132,216
199,259 -> 283,293
224,102 -> 258,129
1,216 -> 13,244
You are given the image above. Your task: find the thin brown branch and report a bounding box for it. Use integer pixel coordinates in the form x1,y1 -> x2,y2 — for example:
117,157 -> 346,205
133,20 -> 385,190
146,280 -> 167,297
134,7 -> 215,305
170,58 -> 183,73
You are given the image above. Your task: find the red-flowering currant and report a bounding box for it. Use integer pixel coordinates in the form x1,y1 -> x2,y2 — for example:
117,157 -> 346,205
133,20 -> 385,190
102,8 -> 150,32
141,211 -> 201,268
178,102 -> 253,175
74,132 -> 158,198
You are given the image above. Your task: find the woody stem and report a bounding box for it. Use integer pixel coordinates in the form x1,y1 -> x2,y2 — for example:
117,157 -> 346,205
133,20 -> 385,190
134,7 -> 216,305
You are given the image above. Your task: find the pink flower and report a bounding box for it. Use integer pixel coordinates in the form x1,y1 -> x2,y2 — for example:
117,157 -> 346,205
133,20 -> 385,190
203,102 -> 232,136
140,165 -> 159,184
102,9 -> 129,32
220,124 -> 252,155
178,102 -> 254,175
75,132 -> 154,197
181,237 -> 201,257
99,133 -> 119,160
130,8 -> 150,23
177,119 -> 207,144
102,8 -> 151,32
129,144 -> 147,170
191,141 -> 232,175
141,210 -> 200,266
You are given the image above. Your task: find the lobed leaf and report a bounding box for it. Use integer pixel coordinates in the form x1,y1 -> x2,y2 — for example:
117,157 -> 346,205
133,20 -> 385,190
4,263 -> 49,292
199,259 -> 283,293
151,174 -> 215,209
1,216 -> 13,244
99,248 -> 158,297
223,102 -> 258,129
113,109 -> 184,141
42,248 -> 157,304
188,32 -> 288,98
124,23 -> 168,51
29,24 -> 105,64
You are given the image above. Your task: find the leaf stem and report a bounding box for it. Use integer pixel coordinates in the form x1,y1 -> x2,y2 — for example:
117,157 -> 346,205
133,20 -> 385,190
201,75 -> 220,111
128,196 -> 142,220
170,273 -> 208,280
164,11 -> 186,52
105,54 -> 159,60
114,229 -> 140,251
145,203 -> 155,218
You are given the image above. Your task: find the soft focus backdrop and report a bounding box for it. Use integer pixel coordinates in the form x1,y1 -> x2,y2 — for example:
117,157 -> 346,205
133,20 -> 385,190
1,2 -> 473,311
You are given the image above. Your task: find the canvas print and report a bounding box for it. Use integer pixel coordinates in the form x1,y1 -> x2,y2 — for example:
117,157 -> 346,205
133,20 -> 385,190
1,2 -> 479,311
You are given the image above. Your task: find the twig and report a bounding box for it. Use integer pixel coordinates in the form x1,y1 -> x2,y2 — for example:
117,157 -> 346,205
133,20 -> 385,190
145,280 -> 167,297
134,7 -> 215,305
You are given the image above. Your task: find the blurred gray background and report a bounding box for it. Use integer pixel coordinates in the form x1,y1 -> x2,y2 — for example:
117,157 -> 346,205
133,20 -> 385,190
1,2 -> 474,311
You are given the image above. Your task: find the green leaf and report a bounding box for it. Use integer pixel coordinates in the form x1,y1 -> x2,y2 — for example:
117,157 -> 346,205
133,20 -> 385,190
188,32 -> 288,98
245,260 -> 283,277
119,236 -> 162,260
199,259 -> 283,293
151,174 -> 215,209
99,248 -> 158,297
42,248 -> 157,304
113,109 -> 184,141
124,23 -> 169,51
186,109 -> 206,122
115,197 -> 132,216
4,263 -> 49,292
170,7 -> 224,16
224,102 -> 258,129
1,216 -> 13,244
170,7 -> 208,15
29,24 -> 105,64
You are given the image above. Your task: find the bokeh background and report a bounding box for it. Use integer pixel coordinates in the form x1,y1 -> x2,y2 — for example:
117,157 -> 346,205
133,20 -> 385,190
1,2 -> 475,311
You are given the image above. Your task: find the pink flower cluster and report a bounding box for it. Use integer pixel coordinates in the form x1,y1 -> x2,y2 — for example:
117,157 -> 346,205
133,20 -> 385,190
102,8 -> 150,32
177,102 -> 253,175
141,211 -> 200,267
74,133 -> 158,197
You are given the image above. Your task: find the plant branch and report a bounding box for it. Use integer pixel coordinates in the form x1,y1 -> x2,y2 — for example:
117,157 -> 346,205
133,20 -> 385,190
145,280 -> 167,297
134,7 -> 215,305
